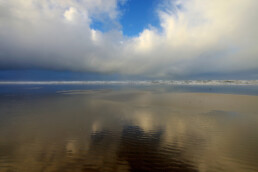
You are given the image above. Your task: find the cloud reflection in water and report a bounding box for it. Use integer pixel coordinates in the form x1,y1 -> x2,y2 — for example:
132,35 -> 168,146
0,90 -> 258,171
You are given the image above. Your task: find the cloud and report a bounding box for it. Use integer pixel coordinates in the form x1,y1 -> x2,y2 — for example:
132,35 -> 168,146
0,0 -> 257,79
64,7 -> 79,22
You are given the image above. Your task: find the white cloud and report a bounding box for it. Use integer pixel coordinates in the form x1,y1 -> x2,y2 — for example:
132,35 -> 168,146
0,0 -> 257,78
64,7 -> 78,22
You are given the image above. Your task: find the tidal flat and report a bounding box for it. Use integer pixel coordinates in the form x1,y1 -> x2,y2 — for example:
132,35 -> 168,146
0,85 -> 258,172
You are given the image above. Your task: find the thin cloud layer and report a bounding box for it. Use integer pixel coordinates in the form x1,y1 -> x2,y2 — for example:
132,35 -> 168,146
0,0 -> 257,78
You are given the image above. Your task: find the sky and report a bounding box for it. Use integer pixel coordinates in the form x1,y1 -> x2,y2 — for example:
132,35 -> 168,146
0,0 -> 258,80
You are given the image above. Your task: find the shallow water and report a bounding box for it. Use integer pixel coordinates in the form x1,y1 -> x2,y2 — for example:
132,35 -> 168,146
0,87 -> 258,172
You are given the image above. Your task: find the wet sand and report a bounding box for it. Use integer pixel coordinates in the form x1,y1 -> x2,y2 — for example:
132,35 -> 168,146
0,89 -> 258,171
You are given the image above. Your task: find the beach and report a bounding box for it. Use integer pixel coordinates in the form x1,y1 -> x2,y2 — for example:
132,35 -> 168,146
0,87 -> 258,171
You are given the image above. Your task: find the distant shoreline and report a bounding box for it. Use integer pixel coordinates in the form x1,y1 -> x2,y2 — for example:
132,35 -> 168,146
0,80 -> 258,85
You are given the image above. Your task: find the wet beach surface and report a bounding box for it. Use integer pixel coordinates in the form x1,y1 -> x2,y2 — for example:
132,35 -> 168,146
0,85 -> 258,171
